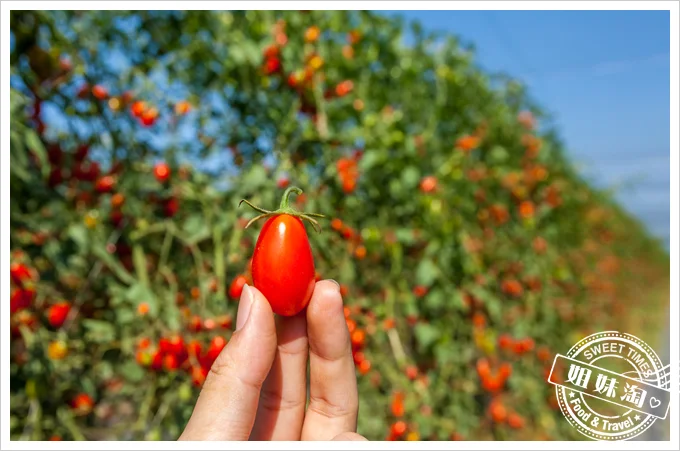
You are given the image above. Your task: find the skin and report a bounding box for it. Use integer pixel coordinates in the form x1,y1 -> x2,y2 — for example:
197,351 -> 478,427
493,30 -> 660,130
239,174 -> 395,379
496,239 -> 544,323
179,280 -> 367,441
252,215 -> 316,317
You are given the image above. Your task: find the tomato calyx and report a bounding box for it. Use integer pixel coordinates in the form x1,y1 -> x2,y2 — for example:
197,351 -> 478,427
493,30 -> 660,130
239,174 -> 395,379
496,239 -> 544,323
239,186 -> 325,232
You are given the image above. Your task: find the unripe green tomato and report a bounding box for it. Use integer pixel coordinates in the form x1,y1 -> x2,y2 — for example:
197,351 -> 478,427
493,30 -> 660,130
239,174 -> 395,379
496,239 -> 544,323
430,199 -> 442,216
361,227 -> 381,243
364,114 -> 377,127
178,383 -> 192,402
146,429 -> 161,441
26,379 -> 37,399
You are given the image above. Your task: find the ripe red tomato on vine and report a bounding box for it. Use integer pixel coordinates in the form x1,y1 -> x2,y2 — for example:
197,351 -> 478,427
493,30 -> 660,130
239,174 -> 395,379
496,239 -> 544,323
239,187 -> 324,316
228,274 -> 248,299
154,162 -> 170,183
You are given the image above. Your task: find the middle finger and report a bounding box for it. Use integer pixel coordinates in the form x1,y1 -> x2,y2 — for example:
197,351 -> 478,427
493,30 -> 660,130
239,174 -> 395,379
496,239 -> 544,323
250,313 -> 308,440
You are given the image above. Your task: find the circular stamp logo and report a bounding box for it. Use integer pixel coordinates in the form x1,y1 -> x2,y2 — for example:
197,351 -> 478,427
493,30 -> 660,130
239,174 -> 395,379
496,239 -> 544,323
547,331 -> 670,441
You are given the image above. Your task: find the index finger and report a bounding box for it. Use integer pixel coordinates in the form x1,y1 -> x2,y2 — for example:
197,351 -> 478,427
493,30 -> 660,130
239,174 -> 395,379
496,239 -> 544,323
301,280 -> 359,441
179,285 -> 277,440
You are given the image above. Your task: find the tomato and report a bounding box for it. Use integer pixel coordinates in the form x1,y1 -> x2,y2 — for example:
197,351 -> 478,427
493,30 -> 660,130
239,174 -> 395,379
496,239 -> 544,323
175,100 -> 191,116
47,340 -> 68,360
150,350 -> 163,371
412,285 -> 428,297
47,302 -> 70,328
507,412 -> 525,429
95,175 -> 115,193
419,175 -> 438,193
70,393 -> 94,415
154,162 -> 170,182
141,107 -> 158,126
489,401 -> 507,423
206,336 -> 226,364
160,335 -> 184,356
335,80 -> 354,97
163,354 -> 180,371
499,362 -> 512,380
405,365 -> 418,381
242,187 -> 322,316
263,57 -> 282,75
251,214 -> 315,316
10,263 -> 33,286
476,358 -> 490,379
186,340 -> 202,358
191,365 -> 208,387
304,25 -> 320,43
163,197 -> 179,217
110,193 -> 125,208
358,359 -> 371,375
263,44 -> 279,59
130,100 -> 146,117
188,315 -> 202,332
276,176 -> 289,189
91,84 -> 108,100
228,274 -> 248,299
498,334 -> 513,350
217,314 -> 232,329
391,421 -> 407,437
137,337 -> 151,350
137,302 -> 149,315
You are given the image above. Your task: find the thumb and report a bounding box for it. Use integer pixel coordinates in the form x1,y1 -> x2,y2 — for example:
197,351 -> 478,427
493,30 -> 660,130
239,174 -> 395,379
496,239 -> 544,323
179,284 -> 276,440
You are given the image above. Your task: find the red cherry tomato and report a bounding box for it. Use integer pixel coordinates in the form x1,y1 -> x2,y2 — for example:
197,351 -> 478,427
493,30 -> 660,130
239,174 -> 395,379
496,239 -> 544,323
206,336 -> 226,364
252,214 -> 315,316
95,175 -> 116,193
10,263 -> 32,286
228,274 -> 248,299
154,162 -> 170,182
70,393 -> 94,414
47,302 -> 71,328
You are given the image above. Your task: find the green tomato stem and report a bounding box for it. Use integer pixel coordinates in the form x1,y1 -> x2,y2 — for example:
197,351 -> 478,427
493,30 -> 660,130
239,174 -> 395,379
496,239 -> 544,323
239,186 -> 326,232
279,186 -> 303,211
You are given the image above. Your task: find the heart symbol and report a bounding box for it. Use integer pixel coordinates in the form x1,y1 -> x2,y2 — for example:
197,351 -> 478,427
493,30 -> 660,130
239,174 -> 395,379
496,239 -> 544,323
649,397 -> 661,408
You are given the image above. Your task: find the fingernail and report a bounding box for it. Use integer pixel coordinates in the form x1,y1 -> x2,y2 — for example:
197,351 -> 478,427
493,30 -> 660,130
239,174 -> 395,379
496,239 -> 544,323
236,284 -> 253,331
326,279 -> 341,291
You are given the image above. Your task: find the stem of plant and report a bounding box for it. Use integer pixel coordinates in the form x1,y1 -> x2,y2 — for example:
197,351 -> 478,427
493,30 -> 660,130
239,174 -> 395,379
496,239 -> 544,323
239,186 -> 325,233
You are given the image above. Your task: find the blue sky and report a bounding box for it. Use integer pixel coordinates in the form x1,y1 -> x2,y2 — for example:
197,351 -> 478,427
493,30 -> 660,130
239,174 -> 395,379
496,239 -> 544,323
385,10 -> 671,246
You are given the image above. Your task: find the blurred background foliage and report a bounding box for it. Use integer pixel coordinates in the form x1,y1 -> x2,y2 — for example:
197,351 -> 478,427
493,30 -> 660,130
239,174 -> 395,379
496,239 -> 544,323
9,10 -> 669,441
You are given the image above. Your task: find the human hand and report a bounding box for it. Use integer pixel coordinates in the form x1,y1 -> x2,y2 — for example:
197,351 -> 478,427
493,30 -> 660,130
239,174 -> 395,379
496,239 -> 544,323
179,280 -> 367,441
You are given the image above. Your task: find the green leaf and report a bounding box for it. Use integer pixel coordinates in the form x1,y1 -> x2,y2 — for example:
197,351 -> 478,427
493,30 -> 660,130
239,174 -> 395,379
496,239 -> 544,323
240,165 -> 267,193
416,259 -> 438,286
414,323 -> 440,349
25,129 -> 49,177
163,302 -> 181,331
395,228 -> 415,244
358,149 -> 382,171
119,360 -> 145,382
116,307 -> 135,324
92,245 -> 136,285
183,215 -> 210,244
68,224 -> 89,251
82,319 -> 116,343
400,166 -> 420,188
425,290 -> 445,309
